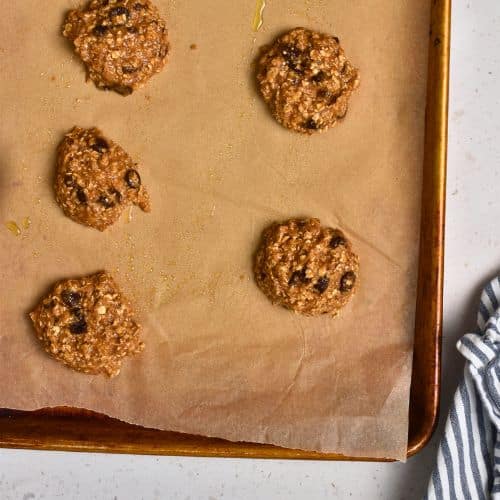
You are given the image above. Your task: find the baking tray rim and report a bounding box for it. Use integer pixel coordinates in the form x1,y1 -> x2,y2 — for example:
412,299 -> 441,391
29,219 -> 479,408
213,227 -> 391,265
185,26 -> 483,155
0,0 -> 449,461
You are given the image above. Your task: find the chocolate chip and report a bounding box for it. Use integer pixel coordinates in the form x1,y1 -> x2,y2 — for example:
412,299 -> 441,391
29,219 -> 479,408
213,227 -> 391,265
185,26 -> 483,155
109,188 -> 122,203
260,272 -> 267,281
288,268 -> 310,286
61,290 -> 81,308
317,90 -> 338,106
311,71 -> 326,83
339,271 -> 356,292
314,276 -> 330,294
317,88 -> 336,103
303,118 -> 318,130
125,169 -> 141,188
76,188 -> 87,204
91,138 -> 108,153
126,26 -> 138,34
71,307 -> 84,321
329,94 -> 339,106
329,234 -> 346,249
98,194 -> 115,208
113,85 -> 133,96
109,6 -> 130,19
69,318 -> 87,335
281,44 -> 308,74
122,65 -> 138,74
64,173 -> 75,187
93,24 -> 108,36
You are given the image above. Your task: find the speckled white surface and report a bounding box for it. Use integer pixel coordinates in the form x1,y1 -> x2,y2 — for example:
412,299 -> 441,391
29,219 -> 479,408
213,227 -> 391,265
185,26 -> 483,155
2,1 -> 500,498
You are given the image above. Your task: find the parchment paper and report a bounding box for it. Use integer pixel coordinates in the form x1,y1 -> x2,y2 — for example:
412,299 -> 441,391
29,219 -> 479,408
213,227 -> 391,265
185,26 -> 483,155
0,0 -> 429,460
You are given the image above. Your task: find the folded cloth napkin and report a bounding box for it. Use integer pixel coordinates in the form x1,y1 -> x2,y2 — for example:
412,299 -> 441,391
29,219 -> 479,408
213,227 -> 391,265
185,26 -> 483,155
426,277 -> 500,499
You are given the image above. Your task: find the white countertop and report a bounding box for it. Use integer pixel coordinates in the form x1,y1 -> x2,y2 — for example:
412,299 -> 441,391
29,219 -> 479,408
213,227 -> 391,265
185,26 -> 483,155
1,1 -> 498,498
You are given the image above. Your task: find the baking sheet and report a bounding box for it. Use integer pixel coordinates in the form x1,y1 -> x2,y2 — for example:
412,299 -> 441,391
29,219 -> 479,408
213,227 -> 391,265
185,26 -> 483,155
0,0 -> 429,460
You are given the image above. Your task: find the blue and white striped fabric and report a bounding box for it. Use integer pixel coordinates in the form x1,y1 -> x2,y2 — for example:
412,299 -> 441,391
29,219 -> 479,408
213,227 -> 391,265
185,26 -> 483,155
426,277 -> 500,499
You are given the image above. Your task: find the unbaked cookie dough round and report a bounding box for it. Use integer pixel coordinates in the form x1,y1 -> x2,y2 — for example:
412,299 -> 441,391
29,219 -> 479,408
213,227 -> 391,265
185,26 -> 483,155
63,0 -> 170,95
54,126 -> 151,231
256,27 -> 360,134
29,271 -> 144,377
254,218 -> 359,316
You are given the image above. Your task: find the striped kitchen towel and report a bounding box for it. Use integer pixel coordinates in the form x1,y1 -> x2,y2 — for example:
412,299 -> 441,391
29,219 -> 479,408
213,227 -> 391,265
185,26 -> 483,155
426,277 -> 500,499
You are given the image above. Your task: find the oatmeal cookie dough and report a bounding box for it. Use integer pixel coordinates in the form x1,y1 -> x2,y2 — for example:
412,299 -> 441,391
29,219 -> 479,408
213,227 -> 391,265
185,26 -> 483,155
254,218 -> 359,316
55,126 -> 151,231
63,0 -> 170,95
29,271 -> 145,377
256,28 -> 360,134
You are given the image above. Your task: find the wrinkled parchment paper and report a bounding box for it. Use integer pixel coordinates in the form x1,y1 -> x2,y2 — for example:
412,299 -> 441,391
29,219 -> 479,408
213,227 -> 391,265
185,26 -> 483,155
0,0 -> 429,460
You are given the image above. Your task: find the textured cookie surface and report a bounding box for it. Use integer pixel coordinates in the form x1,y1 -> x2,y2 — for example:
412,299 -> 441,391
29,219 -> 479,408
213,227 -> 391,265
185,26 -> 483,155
63,0 -> 169,95
254,218 -> 359,316
29,271 -> 144,377
256,27 -> 359,134
55,126 -> 151,231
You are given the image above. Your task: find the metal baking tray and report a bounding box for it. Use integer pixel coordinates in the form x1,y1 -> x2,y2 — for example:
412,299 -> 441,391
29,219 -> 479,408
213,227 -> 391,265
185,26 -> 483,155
0,0 -> 449,460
